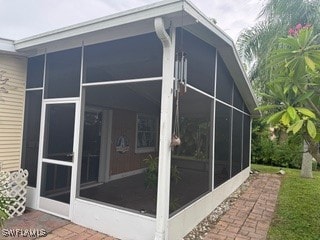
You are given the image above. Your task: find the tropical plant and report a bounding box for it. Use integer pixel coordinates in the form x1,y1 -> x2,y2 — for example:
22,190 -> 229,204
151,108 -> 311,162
143,155 -> 181,189
144,155 -> 158,189
256,26 -> 320,177
251,120 -> 303,168
237,0 -> 320,177
237,0 -> 320,87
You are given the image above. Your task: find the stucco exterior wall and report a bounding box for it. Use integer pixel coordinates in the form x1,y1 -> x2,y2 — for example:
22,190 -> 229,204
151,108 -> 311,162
0,53 -> 27,171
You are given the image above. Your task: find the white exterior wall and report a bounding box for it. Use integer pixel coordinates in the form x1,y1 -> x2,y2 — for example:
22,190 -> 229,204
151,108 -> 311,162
0,53 -> 27,172
72,199 -> 156,240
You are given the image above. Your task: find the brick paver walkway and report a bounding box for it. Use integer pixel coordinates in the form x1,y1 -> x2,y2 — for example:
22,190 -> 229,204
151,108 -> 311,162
3,173 -> 281,240
204,174 -> 282,240
2,209 -> 117,240
40,223 -> 117,240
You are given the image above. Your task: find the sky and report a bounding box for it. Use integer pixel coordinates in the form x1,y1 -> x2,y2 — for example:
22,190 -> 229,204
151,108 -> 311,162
0,0 -> 264,42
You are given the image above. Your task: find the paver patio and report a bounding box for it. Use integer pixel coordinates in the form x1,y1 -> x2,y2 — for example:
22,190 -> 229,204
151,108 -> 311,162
2,173 -> 281,240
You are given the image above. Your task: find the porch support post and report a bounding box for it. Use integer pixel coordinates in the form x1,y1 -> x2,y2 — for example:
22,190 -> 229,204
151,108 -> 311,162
154,17 -> 175,240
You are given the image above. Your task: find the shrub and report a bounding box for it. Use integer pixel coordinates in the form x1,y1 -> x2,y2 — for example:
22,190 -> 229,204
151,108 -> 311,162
0,172 -> 15,227
252,120 -> 303,168
143,155 -> 181,189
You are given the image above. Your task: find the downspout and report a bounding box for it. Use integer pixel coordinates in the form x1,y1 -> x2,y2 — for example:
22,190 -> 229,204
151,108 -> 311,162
154,17 -> 176,240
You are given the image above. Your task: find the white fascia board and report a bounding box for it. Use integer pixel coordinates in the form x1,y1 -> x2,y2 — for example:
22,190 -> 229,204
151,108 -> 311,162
183,0 -> 234,46
14,0 -> 183,50
230,47 -> 261,117
0,38 -> 16,53
223,49 -> 261,117
182,0 -> 260,116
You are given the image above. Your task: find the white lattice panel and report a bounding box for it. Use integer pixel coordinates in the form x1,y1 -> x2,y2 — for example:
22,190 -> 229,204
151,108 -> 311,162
0,169 -> 28,218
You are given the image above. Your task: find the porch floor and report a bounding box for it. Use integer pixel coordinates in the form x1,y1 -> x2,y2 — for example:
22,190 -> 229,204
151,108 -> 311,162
80,168 -> 209,215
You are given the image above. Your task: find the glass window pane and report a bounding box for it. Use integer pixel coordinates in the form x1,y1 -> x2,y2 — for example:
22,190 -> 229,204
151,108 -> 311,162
84,33 -> 162,83
21,90 -> 42,187
216,54 -> 233,104
41,163 -> 71,204
43,104 -> 75,162
176,28 -> 216,95
26,55 -> 44,88
214,102 -> 231,188
232,110 -> 243,177
45,48 -> 81,98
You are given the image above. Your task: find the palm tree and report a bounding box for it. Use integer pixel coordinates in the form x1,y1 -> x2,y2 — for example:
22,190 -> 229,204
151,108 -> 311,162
237,0 -> 320,87
262,0 -> 320,28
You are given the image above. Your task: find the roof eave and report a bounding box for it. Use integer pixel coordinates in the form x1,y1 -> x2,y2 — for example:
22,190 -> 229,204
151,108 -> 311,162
12,0 -> 260,117
14,0 -> 183,50
0,38 -> 16,54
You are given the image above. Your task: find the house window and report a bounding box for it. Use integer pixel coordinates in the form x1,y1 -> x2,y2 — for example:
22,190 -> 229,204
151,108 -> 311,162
136,114 -> 156,153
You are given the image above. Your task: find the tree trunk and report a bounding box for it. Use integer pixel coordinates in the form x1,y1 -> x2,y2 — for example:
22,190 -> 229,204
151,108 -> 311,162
278,130 -> 288,143
300,135 -> 320,178
301,155 -> 313,178
304,134 -> 320,163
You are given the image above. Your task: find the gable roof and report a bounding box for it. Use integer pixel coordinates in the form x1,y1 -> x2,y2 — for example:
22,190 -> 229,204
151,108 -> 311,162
13,0 -> 260,116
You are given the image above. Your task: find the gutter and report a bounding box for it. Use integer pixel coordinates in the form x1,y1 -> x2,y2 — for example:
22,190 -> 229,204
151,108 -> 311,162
154,17 -> 175,240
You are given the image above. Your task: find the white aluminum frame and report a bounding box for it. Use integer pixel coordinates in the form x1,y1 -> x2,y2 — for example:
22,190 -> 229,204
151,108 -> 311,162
82,77 -> 162,87
37,98 -> 81,219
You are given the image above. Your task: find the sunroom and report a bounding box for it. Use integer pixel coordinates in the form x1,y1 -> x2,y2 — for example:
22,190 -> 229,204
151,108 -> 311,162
18,1 -> 259,239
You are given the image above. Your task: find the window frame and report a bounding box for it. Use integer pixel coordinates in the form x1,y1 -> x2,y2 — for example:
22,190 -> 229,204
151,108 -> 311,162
135,113 -> 157,153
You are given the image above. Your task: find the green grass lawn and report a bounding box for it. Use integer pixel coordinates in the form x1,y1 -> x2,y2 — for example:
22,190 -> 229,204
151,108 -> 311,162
251,164 -> 320,240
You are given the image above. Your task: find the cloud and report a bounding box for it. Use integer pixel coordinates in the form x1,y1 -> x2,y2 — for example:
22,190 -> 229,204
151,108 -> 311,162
0,0 -> 262,41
